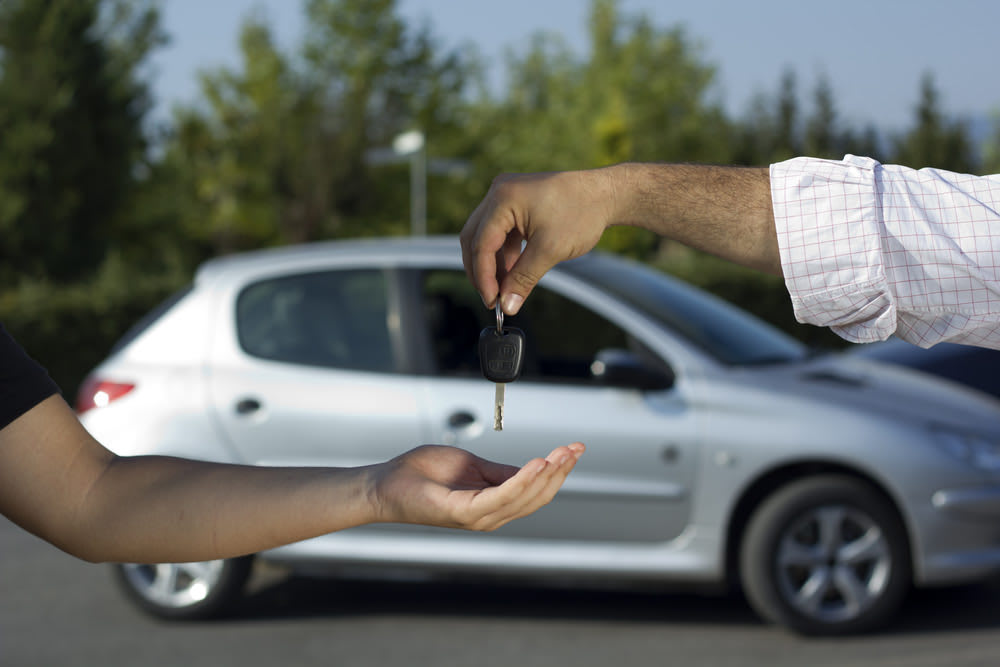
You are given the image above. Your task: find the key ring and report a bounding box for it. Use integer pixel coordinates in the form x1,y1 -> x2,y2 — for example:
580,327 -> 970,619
495,301 -> 504,334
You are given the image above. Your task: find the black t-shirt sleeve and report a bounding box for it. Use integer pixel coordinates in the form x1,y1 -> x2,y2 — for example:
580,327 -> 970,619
0,322 -> 60,430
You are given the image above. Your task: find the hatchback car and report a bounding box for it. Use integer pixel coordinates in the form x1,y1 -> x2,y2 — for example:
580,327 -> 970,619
77,236 -> 1000,635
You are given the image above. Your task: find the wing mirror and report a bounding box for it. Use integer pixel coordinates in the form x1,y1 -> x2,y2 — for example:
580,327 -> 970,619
590,348 -> 674,391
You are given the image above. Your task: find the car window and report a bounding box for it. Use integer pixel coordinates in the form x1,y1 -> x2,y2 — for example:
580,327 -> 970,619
422,270 -> 662,383
237,269 -> 395,372
561,252 -> 807,365
109,285 -> 193,356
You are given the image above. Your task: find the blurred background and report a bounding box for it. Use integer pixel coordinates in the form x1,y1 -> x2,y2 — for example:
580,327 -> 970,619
3,0 -> 1000,394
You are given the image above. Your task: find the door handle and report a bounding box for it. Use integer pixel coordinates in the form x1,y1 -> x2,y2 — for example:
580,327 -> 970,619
447,411 -> 476,428
235,397 -> 262,415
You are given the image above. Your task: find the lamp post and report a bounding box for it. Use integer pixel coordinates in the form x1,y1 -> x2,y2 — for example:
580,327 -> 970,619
392,130 -> 426,236
365,130 -> 468,237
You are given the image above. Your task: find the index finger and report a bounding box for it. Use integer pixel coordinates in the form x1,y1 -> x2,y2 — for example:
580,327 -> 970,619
460,193 -> 512,308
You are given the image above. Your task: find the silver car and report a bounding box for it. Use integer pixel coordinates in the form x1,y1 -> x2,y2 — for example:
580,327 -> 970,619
77,236 -> 1000,635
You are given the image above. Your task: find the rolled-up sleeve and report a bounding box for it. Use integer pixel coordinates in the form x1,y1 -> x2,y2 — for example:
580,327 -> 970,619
771,155 -> 1000,350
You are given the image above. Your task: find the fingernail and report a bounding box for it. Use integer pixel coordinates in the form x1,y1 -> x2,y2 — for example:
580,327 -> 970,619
502,293 -> 523,315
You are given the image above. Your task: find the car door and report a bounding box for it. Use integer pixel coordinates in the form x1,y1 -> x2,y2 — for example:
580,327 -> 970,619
208,267 -> 426,469
414,268 -> 700,544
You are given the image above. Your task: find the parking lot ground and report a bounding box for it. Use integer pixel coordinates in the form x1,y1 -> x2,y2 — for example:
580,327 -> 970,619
3,517 -> 1000,667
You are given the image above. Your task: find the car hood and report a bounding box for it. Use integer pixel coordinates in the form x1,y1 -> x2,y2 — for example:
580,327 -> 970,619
728,352 -> 1000,431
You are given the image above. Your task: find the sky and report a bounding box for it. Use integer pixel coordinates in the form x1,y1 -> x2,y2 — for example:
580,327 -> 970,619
151,0 -> 1000,137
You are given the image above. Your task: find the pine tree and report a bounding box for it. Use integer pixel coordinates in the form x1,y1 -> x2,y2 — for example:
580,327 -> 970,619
0,0 -> 162,284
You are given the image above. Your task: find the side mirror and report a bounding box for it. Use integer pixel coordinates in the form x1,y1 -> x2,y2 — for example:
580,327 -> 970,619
590,348 -> 674,391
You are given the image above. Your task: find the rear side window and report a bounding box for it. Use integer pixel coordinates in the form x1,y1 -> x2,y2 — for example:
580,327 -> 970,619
236,269 -> 395,372
110,286 -> 193,356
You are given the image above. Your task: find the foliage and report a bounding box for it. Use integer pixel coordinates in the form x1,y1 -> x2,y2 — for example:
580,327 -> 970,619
0,0 -> 163,284
981,114 -> 1000,175
733,69 -> 886,166
1,0 -> 994,391
462,0 -> 733,258
891,73 -> 977,173
0,254 -> 184,395
468,0 -> 731,171
161,0 -> 477,257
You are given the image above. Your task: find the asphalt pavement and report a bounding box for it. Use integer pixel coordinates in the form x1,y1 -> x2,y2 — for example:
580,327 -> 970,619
3,517 -> 1000,667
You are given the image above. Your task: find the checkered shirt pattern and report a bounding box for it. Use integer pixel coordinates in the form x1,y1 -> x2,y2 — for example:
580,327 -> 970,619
770,154 -> 1000,350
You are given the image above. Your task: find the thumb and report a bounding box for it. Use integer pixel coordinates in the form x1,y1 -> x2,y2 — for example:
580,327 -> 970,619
498,240 -> 560,316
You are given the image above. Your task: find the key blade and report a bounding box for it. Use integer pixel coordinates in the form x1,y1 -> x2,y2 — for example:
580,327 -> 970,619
494,383 -> 504,431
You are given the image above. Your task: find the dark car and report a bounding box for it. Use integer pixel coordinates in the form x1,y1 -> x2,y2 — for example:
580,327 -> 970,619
849,337 -> 1000,400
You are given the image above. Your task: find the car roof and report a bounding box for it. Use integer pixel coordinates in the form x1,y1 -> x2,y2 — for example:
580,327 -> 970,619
194,235 -> 467,285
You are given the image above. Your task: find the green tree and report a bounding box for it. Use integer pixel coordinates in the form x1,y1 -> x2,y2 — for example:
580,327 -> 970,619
476,0 -> 729,171
980,113 -> 1000,174
840,124 -> 885,163
804,74 -> 839,158
0,0 -> 175,394
772,70 -> 801,161
164,20 -> 310,253
465,0 -> 731,258
734,69 -> 803,165
892,73 -> 977,172
164,0 -> 476,255
0,0 -> 163,284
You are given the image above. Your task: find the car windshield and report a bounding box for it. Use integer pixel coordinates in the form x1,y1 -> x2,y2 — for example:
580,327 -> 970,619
561,253 -> 807,366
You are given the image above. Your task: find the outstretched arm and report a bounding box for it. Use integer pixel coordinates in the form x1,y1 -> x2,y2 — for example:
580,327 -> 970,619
460,163 -> 780,315
0,395 -> 583,564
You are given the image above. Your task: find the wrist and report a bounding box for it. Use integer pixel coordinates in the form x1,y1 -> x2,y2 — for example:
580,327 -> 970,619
601,162 -> 650,230
357,462 -> 392,525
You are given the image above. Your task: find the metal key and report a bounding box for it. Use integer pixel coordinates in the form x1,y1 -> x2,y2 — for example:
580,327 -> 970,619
479,302 -> 525,431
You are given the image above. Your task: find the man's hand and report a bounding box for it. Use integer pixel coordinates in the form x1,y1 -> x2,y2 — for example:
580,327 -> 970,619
460,163 -> 780,317
460,170 -> 616,315
368,443 -> 585,531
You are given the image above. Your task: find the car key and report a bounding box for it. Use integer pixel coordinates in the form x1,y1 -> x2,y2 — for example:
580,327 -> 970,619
479,302 -> 525,431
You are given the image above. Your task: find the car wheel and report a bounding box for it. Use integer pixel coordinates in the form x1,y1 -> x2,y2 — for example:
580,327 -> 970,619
112,556 -> 253,620
739,475 -> 911,635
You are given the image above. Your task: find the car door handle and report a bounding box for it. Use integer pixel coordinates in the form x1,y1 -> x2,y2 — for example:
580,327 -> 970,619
447,411 -> 476,428
235,398 -> 262,415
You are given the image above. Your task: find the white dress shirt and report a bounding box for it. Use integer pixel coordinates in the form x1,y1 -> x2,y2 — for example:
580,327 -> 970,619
770,154 -> 1000,350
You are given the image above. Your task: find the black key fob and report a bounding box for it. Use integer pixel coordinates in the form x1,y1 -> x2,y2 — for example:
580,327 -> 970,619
478,327 -> 525,383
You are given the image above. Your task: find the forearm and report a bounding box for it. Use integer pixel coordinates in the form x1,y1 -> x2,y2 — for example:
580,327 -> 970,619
69,455 -> 375,564
606,162 -> 781,275
461,162 -> 782,314
0,396 -> 376,564
1,396 -> 582,564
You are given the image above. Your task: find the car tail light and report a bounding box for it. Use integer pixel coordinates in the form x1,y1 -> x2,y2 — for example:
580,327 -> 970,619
76,376 -> 136,414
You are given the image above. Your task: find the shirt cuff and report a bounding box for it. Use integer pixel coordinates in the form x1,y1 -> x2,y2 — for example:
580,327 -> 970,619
770,155 -> 897,344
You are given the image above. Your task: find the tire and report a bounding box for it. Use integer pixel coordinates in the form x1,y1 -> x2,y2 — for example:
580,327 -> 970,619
739,475 -> 911,635
112,556 -> 254,621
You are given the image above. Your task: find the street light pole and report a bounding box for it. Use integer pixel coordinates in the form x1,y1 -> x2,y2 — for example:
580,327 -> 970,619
367,130 -> 467,237
410,144 -> 426,236
393,130 -> 426,236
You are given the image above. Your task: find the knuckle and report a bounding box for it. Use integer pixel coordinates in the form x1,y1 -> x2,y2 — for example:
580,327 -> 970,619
490,172 -> 513,189
508,269 -> 540,291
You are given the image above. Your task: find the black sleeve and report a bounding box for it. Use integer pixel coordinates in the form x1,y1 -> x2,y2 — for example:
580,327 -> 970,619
0,322 -> 60,430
